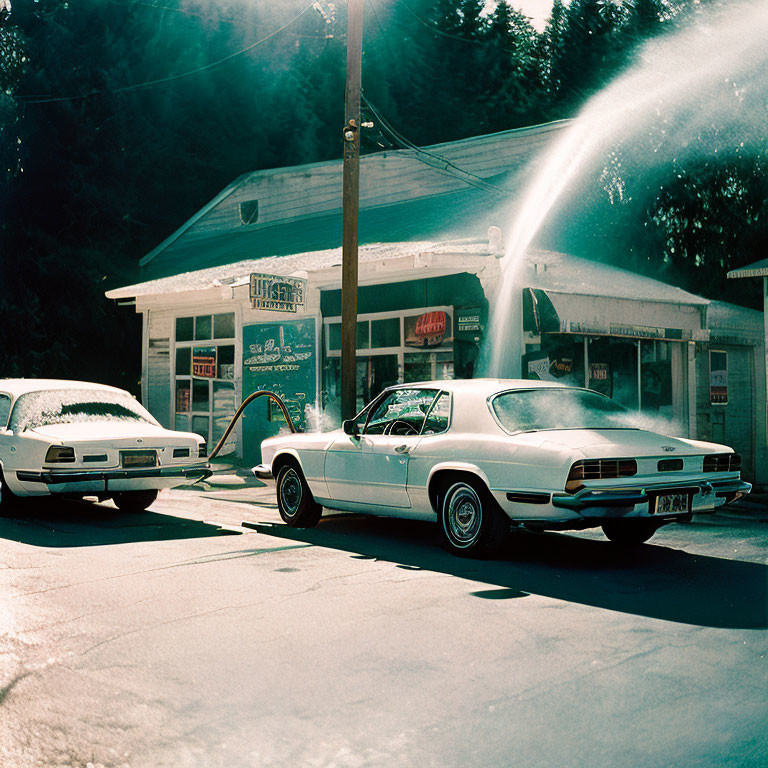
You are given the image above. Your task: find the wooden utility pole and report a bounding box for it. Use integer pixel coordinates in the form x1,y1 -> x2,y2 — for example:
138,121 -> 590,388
341,0 -> 364,422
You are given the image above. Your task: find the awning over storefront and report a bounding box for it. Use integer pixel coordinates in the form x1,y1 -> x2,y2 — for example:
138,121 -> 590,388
520,251 -> 709,342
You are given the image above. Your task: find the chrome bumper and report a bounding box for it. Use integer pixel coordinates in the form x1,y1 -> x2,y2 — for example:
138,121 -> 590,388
551,479 -> 752,513
17,464 -> 212,487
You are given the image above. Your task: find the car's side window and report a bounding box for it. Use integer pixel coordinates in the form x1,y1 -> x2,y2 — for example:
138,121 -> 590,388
422,391 -> 451,435
0,394 -> 10,430
364,389 -> 438,436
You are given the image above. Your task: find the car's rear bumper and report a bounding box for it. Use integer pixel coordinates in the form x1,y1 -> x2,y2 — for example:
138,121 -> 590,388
16,464 -> 212,493
550,479 -> 751,515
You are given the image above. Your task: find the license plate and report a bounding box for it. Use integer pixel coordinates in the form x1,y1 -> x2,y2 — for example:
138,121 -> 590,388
653,492 -> 690,515
121,450 -> 157,468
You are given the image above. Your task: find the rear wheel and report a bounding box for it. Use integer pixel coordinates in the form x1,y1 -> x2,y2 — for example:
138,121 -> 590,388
275,464 -> 322,528
438,477 -> 509,557
601,520 -> 659,546
112,489 -> 159,513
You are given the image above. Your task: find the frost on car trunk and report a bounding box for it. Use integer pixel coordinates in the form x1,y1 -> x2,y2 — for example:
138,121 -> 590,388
10,389 -> 158,432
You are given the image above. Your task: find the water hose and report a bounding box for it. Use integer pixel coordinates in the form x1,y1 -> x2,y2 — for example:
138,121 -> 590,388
208,390 -> 301,460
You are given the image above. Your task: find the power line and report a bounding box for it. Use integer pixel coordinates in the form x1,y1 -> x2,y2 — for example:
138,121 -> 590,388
397,0 -> 490,47
17,3 -> 314,105
361,93 -> 510,197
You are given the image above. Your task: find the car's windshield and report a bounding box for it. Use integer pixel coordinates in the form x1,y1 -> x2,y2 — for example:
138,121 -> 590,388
9,389 -> 158,431
491,388 -> 630,433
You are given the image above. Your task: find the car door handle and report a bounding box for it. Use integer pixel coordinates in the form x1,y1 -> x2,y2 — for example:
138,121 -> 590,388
395,445 -> 410,454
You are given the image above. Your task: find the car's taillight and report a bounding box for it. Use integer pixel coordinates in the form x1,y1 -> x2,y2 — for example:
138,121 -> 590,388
198,442 -> 207,458
45,445 -> 76,463
565,458 -> 637,493
703,453 -> 741,472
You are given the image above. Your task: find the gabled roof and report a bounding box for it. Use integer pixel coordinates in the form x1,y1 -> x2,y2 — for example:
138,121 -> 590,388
138,121 -> 569,280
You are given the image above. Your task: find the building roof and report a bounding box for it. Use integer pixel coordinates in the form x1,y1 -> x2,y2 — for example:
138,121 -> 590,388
137,121 -> 569,280
727,259 -> 768,279
707,300 -> 763,345
108,240 -> 713,311
106,240 -> 490,300
524,249 -> 709,306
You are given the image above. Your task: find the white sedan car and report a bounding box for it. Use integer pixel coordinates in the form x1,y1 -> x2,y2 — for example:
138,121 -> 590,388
259,379 -> 750,556
0,379 -> 210,512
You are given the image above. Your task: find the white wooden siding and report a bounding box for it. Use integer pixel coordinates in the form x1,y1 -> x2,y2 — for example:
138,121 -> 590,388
146,311 -> 172,428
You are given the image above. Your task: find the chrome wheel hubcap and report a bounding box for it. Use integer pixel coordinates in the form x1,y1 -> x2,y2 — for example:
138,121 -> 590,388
280,469 -> 302,517
446,483 -> 482,546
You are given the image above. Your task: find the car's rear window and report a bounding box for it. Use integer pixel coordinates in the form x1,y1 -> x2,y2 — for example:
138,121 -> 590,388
9,389 -> 158,431
491,388 -> 630,433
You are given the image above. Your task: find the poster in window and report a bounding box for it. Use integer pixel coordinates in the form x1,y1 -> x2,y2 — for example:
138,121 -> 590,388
710,351 -> 728,405
549,357 -> 573,378
175,382 -> 191,412
589,362 -> 611,396
192,347 -> 217,378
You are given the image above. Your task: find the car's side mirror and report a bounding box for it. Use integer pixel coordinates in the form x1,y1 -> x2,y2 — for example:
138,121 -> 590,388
342,419 -> 360,438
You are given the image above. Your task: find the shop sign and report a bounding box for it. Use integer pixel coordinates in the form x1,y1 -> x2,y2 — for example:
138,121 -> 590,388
569,320 -> 608,335
192,347 -> 217,378
456,307 -> 481,333
250,273 -> 306,313
405,311 -> 448,347
590,362 -> 609,381
609,324 -> 666,339
242,319 -> 316,438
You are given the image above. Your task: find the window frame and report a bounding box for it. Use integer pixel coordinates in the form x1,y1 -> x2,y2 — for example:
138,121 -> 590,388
172,311 -> 239,445
323,306 -> 454,385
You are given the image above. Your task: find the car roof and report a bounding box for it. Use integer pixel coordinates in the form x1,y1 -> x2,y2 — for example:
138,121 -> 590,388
0,379 -> 129,398
388,378 -> 575,396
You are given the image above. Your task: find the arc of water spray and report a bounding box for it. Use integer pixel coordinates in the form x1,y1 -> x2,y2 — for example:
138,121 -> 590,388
487,1 -> 768,377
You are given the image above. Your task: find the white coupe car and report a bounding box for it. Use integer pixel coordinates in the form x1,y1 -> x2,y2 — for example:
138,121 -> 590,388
0,379 -> 210,512
259,379 -> 750,555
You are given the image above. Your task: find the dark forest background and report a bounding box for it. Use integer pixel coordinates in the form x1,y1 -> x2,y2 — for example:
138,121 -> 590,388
1,0 -> 765,391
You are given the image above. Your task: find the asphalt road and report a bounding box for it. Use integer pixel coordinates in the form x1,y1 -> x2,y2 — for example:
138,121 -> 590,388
1,479 -> 767,768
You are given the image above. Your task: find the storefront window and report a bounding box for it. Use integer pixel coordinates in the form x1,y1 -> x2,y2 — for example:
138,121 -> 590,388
641,341 -> 673,415
404,351 -> 453,383
588,338 -> 638,409
525,335 -> 676,414
524,335 -> 584,387
371,317 -> 399,348
323,308 -> 454,412
174,312 -> 236,446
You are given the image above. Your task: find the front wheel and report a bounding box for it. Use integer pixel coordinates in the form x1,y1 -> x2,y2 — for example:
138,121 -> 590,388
439,478 -> 508,557
601,520 -> 659,546
112,489 -> 159,513
275,464 -> 322,528
0,469 -> 26,515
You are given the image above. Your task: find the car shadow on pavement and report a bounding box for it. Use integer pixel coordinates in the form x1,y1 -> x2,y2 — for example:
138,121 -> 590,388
0,497 -> 240,548
248,514 -> 767,630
